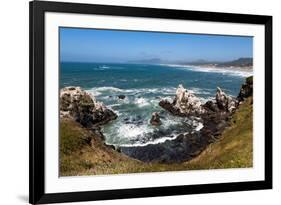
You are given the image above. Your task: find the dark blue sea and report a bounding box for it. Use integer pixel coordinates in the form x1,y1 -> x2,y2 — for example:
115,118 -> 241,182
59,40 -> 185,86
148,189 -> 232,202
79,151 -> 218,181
60,62 -> 252,147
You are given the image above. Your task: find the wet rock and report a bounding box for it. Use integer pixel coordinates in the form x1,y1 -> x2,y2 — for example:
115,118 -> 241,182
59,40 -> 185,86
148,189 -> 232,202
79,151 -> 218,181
150,112 -> 161,126
117,95 -> 126,100
60,86 -> 117,127
203,100 -> 219,112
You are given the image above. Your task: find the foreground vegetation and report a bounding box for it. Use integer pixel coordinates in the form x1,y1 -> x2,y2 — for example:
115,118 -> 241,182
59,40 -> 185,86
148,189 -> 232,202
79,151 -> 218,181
60,97 -> 253,176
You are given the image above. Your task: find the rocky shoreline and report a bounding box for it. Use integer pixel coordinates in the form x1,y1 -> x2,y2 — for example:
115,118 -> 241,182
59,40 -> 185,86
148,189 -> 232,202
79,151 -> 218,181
60,76 -> 253,163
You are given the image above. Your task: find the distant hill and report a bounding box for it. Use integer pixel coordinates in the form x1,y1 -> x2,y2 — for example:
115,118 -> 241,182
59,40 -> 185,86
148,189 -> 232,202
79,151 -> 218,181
185,58 -> 253,68
128,57 -> 253,68
182,60 -> 221,65
217,58 -> 253,67
128,58 -> 162,64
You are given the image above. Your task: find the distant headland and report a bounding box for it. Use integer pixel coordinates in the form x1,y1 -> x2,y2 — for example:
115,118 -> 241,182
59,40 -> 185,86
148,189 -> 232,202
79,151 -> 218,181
128,57 -> 253,69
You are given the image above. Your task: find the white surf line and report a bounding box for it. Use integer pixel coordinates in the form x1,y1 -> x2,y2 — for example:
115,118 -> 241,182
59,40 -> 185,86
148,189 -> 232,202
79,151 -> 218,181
161,63 -> 253,77
107,122 -> 204,148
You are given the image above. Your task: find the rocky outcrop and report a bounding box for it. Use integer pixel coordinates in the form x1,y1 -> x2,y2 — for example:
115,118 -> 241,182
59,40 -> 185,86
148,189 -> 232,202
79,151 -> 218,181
203,100 -> 219,113
150,112 -> 161,126
159,84 -> 238,117
215,87 -> 237,112
237,76 -> 253,102
159,84 -> 205,116
60,86 -> 117,127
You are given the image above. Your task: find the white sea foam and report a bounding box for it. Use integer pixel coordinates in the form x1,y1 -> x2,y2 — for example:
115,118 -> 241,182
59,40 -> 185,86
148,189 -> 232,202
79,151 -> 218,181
93,87 -> 173,95
87,86 -> 123,96
104,114 -> 204,147
107,103 -> 122,108
199,96 -> 215,103
87,89 -> 102,96
195,122 -> 204,131
161,119 -> 181,128
87,86 -> 212,100
160,96 -> 173,102
134,97 -> 150,107
189,87 -> 212,95
88,86 -> 212,101
100,65 -> 110,69
163,64 -> 253,77
94,86 -> 124,92
116,123 -> 153,140
115,135 -> 179,147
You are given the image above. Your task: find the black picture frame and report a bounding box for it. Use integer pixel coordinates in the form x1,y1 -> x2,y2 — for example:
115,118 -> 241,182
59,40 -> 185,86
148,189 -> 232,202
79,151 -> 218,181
29,0 -> 272,204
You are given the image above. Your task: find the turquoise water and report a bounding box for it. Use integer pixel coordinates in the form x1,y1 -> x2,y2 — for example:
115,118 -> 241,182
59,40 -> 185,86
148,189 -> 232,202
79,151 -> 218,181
60,62 -> 251,147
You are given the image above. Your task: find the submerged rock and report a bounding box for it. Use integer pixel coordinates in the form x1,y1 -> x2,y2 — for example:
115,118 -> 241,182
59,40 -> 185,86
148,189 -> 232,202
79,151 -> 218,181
60,86 -> 117,127
159,84 -> 205,116
150,112 -> 161,126
117,95 -> 126,100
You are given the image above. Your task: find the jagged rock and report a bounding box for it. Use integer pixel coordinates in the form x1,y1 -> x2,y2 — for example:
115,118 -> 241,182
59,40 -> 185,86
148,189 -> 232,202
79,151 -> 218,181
60,86 -> 117,127
159,84 -> 205,116
215,87 -> 237,112
159,84 -> 238,115
203,100 -> 219,112
159,99 -> 182,116
150,112 -> 161,126
237,76 -> 253,101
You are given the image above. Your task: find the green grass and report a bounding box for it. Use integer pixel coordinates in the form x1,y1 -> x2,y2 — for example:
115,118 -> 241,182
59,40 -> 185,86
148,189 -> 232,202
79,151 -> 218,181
59,97 -> 253,176
185,96 -> 253,169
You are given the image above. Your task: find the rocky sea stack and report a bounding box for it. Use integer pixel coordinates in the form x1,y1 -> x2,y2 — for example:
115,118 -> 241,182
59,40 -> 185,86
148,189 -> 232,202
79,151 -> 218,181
159,84 -> 238,117
150,112 -> 162,126
159,84 -> 205,116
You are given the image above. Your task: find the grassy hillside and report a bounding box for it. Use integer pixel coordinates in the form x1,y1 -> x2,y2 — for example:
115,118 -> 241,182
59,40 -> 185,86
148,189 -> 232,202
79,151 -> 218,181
60,119 -> 144,176
60,97 -> 253,176
185,96 -> 253,169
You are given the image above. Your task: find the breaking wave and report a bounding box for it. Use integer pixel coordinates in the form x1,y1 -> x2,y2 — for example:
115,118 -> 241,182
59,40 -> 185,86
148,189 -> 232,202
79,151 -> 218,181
87,86 -> 212,97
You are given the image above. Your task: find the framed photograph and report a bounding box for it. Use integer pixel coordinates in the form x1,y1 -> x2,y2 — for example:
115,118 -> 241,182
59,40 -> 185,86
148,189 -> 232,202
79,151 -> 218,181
29,0 -> 272,204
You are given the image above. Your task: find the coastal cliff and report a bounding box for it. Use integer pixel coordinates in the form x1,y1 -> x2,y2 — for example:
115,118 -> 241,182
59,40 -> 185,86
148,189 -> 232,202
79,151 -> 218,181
60,77 -> 253,176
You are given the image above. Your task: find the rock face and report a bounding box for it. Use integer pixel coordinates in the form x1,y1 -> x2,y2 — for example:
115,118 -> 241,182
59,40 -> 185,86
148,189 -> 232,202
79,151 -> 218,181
215,87 -> 237,112
159,84 -> 205,116
203,100 -> 219,113
150,112 -> 161,126
237,76 -> 253,102
60,87 -> 117,127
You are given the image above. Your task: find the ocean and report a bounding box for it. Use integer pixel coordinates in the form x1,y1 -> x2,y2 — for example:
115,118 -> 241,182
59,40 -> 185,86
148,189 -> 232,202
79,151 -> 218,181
60,62 -> 252,148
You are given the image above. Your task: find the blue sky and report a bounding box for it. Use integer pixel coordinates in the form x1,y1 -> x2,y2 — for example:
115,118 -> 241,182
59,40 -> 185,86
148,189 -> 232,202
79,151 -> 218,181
60,27 -> 253,63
